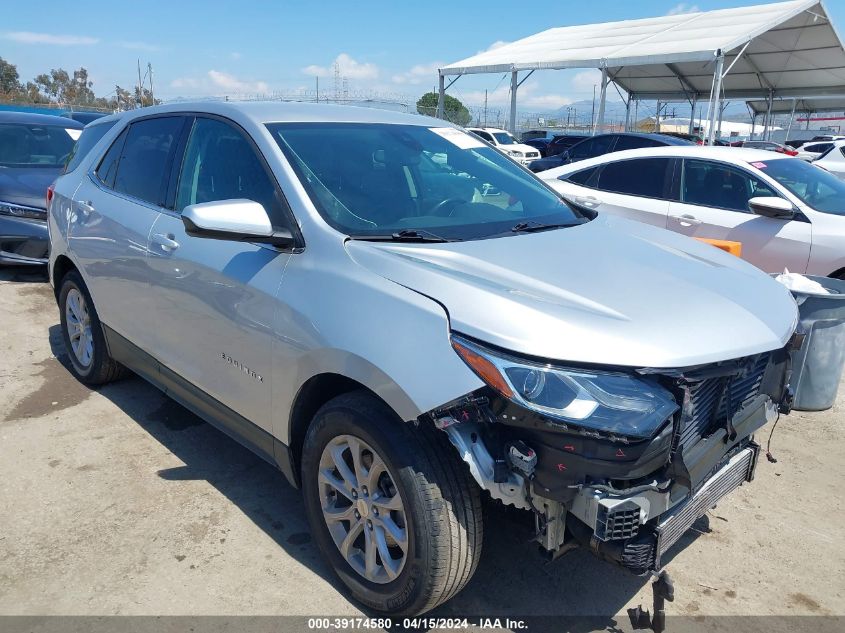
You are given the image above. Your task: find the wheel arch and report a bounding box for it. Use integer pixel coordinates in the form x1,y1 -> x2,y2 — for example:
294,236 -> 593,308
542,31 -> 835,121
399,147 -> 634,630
287,372 -> 396,488
51,254 -> 79,298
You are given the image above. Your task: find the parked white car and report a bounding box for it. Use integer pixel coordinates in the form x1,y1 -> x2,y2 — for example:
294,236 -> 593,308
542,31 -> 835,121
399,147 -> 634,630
795,140 -> 835,162
466,127 -> 541,166
810,139 -> 845,179
541,146 -> 845,278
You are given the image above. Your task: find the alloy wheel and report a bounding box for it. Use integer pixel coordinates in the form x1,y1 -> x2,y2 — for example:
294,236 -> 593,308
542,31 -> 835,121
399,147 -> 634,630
65,288 -> 94,368
318,434 -> 408,584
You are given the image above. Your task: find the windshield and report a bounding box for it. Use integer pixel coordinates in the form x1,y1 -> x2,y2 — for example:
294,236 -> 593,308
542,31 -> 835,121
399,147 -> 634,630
0,123 -> 78,168
267,123 -> 584,240
493,132 -> 515,145
753,158 -> 845,216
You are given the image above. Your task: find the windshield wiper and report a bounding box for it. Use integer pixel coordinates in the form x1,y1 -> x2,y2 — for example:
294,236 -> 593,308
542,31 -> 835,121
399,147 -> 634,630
352,229 -> 456,243
510,220 -> 584,233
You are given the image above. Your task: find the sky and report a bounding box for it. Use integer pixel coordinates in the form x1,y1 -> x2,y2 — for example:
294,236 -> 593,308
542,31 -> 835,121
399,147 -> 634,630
2,0 -> 844,118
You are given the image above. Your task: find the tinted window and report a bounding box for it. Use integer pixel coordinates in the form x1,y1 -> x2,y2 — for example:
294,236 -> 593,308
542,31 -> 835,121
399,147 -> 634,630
268,122 -> 584,241
570,135 -> 614,160
596,158 -> 670,198
64,121 -> 116,173
176,117 -> 283,225
755,157 -> 845,215
682,159 -> 779,212
96,128 -> 128,189
472,130 -> 494,143
0,123 -> 78,167
113,117 -> 183,206
803,143 -> 832,154
613,136 -> 663,151
566,166 -> 599,186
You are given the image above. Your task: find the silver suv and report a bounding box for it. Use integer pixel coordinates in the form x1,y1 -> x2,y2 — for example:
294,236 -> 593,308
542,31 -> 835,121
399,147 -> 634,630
49,102 -> 798,615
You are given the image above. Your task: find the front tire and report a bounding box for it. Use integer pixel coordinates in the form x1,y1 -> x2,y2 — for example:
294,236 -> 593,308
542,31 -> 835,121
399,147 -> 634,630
301,391 -> 483,615
58,270 -> 127,385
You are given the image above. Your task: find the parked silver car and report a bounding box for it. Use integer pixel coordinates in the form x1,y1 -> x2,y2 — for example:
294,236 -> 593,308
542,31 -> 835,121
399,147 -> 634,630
49,102 -> 799,615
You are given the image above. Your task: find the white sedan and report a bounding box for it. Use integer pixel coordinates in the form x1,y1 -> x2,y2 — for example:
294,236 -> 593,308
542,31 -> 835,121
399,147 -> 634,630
540,146 -> 845,278
810,139 -> 845,180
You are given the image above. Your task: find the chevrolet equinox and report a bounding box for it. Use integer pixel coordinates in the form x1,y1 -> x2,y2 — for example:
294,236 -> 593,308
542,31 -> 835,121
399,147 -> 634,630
49,102 -> 799,615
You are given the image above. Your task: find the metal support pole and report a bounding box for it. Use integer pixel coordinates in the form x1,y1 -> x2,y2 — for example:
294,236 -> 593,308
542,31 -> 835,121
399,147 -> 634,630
509,70 -> 518,134
593,65 -> 608,136
624,96 -> 632,132
763,90 -> 774,140
717,100 -> 727,141
706,54 -> 725,146
751,114 -> 757,139
436,73 -> 445,119
688,95 -> 697,134
655,100 -> 661,132
785,98 -> 797,140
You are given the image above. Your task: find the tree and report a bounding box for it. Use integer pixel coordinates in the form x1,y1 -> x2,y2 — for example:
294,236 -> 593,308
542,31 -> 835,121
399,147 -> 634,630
0,57 -> 22,96
416,92 -> 471,126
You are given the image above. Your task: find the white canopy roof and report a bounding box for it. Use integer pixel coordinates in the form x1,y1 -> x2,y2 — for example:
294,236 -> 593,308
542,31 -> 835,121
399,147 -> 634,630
747,96 -> 845,114
441,0 -> 845,101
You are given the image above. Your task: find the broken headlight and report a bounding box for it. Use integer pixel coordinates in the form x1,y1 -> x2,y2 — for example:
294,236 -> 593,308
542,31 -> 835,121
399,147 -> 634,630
451,335 -> 678,439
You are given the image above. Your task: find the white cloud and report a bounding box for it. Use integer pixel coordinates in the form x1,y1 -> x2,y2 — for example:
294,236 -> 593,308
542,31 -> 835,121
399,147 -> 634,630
168,71 -> 268,94
117,40 -> 160,52
3,31 -> 98,45
302,53 -> 379,80
478,40 -> 510,55
392,62 -> 442,85
459,81 -> 572,112
571,69 -> 603,92
666,3 -> 700,15
208,70 -> 269,93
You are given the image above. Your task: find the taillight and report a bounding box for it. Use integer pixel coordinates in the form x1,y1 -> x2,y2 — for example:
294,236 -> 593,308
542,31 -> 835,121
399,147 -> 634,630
46,184 -> 55,210
787,149 -> 799,156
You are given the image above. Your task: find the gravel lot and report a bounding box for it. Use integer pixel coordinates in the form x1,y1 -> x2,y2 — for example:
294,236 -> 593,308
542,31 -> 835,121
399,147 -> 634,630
1,266 -> 843,626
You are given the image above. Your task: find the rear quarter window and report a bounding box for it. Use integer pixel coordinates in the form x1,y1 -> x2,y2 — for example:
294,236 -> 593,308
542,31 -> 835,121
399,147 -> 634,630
64,121 -> 117,173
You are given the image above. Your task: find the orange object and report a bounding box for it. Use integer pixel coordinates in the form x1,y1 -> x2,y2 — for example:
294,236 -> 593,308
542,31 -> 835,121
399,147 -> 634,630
694,238 -> 742,257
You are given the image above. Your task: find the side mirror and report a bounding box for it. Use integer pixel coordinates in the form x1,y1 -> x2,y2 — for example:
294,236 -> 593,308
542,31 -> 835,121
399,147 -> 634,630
182,199 -> 295,247
748,196 -> 795,219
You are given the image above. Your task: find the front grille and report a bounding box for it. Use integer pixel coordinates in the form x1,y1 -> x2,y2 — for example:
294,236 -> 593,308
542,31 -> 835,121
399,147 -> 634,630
679,353 -> 769,449
653,445 -> 757,568
597,503 -> 641,540
526,151 -> 540,158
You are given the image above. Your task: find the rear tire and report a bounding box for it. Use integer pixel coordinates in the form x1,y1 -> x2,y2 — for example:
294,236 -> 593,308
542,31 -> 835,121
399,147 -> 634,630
58,270 -> 128,385
301,391 -> 483,615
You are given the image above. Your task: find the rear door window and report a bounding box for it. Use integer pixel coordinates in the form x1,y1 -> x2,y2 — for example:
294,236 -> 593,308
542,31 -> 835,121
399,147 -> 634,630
564,166 -> 599,187
596,158 -> 671,198
113,116 -> 185,206
613,136 -> 663,151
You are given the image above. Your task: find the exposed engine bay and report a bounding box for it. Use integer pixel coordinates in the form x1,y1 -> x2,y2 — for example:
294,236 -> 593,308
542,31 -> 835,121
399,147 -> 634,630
428,340 -> 797,577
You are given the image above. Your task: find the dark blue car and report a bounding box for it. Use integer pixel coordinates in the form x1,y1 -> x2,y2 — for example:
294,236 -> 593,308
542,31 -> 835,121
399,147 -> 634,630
0,111 -> 84,265
528,132 -> 692,173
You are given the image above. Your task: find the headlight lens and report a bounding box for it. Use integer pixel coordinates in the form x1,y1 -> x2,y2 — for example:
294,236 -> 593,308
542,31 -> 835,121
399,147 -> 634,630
452,336 -> 678,439
506,150 -> 524,157
0,201 -> 46,220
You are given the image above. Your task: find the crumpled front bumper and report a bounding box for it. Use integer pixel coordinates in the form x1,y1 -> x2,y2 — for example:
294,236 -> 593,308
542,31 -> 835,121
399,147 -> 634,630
566,396 -> 775,574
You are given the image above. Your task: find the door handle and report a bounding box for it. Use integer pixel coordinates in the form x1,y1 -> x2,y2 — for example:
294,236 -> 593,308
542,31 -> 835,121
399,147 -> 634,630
152,233 -> 180,252
77,200 -> 94,217
670,214 -> 702,226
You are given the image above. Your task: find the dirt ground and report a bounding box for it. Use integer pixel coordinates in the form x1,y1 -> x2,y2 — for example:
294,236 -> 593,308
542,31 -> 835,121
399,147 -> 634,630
1,265 -> 843,626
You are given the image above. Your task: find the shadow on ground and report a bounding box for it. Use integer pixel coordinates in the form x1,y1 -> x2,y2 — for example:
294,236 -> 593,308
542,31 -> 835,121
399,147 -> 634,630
30,314 -> 709,630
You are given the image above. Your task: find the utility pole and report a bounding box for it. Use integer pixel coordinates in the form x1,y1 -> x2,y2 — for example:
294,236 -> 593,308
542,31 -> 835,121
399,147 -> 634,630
484,89 -> 488,127
137,59 -> 143,108
591,84 -> 596,129
148,63 -> 154,105
315,76 -> 319,102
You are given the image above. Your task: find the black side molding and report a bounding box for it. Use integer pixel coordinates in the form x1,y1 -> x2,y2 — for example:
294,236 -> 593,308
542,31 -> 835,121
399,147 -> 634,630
102,324 -> 298,488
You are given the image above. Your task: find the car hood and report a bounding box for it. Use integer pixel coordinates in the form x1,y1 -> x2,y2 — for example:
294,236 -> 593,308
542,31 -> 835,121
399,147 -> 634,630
0,167 -> 61,210
512,143 -> 540,154
345,215 -> 798,369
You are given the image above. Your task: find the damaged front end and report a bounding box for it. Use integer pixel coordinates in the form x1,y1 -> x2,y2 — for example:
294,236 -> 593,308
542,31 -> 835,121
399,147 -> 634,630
428,333 -> 799,576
